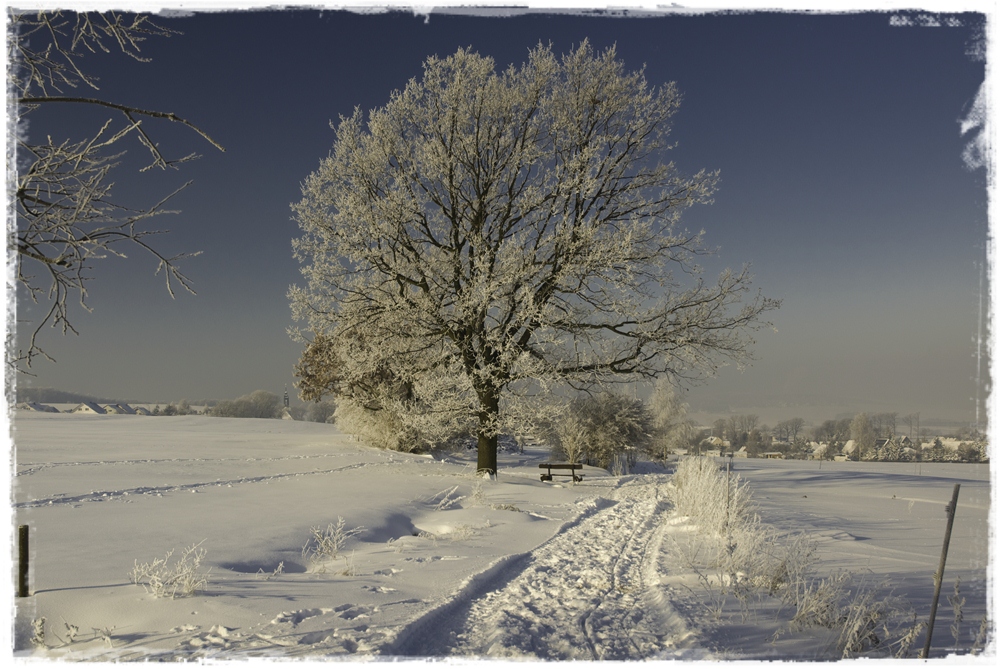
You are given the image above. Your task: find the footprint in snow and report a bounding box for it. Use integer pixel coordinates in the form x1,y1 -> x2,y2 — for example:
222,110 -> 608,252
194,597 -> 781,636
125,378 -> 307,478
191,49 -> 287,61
298,630 -> 335,645
271,608 -> 332,625
362,585 -> 397,593
180,625 -> 237,650
334,604 -> 374,620
169,624 -> 200,633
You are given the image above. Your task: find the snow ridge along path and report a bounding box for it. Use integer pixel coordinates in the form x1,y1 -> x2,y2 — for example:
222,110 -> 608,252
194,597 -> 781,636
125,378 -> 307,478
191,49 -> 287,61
390,474 -> 700,660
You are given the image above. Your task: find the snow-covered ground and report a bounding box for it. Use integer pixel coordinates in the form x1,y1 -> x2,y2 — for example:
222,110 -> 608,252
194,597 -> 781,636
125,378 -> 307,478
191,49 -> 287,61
9,413 -> 994,661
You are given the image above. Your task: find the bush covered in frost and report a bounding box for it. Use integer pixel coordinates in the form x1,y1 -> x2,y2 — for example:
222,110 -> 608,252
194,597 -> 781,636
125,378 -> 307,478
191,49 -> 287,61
547,391 -> 652,471
333,398 -> 473,452
130,542 -> 211,598
666,456 -> 924,658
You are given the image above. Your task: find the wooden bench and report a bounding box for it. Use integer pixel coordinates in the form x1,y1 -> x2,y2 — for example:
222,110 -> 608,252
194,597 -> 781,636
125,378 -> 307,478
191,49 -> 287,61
539,463 -> 584,482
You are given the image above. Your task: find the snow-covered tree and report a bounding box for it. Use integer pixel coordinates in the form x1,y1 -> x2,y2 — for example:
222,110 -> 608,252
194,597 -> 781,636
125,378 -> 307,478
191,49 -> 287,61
552,391 -> 652,471
649,377 -> 694,459
774,417 -> 805,443
850,412 -> 877,461
306,400 -> 337,424
877,437 -> 908,462
291,42 -> 778,474
211,390 -> 282,419
871,412 -> 897,439
548,407 -> 589,464
10,10 -> 223,369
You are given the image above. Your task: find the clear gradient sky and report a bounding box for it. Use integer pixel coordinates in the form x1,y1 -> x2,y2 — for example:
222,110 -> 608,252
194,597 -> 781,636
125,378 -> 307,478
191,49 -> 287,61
9,4 -> 991,428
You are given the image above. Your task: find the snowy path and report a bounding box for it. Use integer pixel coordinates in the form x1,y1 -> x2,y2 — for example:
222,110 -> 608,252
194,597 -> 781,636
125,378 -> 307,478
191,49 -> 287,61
388,475 -> 699,660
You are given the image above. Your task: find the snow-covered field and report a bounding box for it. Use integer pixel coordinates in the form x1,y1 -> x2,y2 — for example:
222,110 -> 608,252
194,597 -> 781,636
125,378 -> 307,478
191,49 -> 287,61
9,413 -> 994,661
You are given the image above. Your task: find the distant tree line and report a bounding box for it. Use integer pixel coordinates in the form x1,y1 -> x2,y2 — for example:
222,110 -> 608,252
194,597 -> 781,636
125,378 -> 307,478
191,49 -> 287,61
152,399 -> 195,416
205,390 -> 335,423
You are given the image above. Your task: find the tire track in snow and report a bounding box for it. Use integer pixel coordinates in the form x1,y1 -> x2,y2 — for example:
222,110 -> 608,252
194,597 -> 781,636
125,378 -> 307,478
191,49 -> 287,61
388,475 -> 697,660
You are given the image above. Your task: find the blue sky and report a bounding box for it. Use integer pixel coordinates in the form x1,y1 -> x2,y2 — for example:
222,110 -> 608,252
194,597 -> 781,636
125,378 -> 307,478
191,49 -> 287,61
11,7 -> 990,427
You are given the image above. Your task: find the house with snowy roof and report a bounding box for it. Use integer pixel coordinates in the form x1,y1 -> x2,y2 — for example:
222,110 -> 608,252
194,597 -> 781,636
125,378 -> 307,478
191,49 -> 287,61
103,403 -> 136,415
18,402 -> 59,413
70,402 -> 106,415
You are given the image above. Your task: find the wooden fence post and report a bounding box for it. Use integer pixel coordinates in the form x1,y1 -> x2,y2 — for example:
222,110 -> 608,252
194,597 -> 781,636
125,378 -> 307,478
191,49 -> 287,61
17,524 -> 29,597
921,484 -> 961,659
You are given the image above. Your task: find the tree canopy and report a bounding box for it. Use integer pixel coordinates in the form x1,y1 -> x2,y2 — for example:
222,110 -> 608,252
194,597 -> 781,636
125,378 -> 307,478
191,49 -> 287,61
291,41 -> 778,473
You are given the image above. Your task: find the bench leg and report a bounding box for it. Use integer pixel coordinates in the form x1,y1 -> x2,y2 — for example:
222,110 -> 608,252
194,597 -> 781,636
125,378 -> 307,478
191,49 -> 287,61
540,474 -> 552,482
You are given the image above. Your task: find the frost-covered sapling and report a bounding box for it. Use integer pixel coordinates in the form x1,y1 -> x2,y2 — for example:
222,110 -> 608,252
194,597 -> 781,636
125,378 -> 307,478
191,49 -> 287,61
92,625 -> 116,648
130,541 -> 210,598
948,577 -> 965,649
434,485 -> 466,510
30,617 -> 46,649
302,517 -> 364,572
255,562 -> 285,581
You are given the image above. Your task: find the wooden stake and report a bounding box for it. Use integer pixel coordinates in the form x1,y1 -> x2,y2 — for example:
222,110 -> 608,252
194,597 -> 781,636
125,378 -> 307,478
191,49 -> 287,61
17,524 -> 29,597
921,484 -> 961,659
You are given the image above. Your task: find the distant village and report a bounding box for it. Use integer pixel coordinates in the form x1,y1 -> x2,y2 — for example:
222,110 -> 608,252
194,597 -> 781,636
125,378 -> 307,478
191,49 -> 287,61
681,413 -> 988,464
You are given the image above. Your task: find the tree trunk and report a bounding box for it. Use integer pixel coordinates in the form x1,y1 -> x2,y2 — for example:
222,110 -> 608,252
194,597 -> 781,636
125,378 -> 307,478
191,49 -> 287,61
477,430 -> 498,476
476,387 -> 501,475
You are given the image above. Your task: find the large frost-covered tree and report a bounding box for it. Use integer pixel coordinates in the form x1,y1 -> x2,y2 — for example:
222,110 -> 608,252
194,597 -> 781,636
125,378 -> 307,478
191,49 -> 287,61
291,42 -> 778,474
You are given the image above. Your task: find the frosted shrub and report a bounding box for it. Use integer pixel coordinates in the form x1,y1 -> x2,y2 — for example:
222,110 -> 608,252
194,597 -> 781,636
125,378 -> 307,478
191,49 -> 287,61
30,617 -> 46,648
333,397 -> 473,453
667,457 -> 927,658
948,577 -> 965,648
787,573 -> 922,658
130,541 -> 210,598
669,456 -> 756,537
668,457 -> 778,618
302,517 -> 364,571
835,587 -> 909,657
333,401 -> 412,452
434,484 -> 466,510
669,458 -> 928,658
789,571 -> 851,629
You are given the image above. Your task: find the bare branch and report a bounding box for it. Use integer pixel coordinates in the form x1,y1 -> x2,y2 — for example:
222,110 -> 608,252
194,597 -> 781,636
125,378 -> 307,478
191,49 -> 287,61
9,10 -> 221,369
